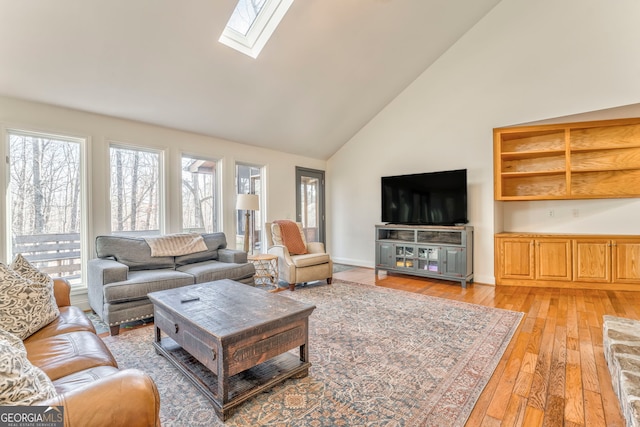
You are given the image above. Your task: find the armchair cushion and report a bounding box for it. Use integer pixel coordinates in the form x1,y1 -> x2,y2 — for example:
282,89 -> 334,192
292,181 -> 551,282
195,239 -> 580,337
272,220 -> 308,255
291,253 -> 331,268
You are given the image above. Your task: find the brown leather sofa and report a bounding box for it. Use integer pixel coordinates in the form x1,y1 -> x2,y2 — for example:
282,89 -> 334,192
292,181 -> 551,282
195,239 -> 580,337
23,279 -> 161,427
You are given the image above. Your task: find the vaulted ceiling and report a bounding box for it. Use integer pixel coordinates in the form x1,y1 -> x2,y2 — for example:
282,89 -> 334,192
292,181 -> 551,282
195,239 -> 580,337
0,0 -> 501,159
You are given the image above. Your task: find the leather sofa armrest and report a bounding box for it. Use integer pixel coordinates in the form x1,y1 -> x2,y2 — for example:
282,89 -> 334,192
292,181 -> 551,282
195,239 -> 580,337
40,369 -> 161,427
307,242 -> 326,254
218,248 -> 248,264
88,258 -> 129,286
53,278 -> 71,307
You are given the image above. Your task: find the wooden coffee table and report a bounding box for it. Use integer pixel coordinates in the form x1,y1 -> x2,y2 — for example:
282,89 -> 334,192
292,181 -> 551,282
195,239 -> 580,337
148,279 -> 316,420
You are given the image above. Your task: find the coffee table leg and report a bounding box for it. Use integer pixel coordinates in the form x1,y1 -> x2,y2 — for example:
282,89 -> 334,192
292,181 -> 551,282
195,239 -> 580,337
299,342 -> 308,362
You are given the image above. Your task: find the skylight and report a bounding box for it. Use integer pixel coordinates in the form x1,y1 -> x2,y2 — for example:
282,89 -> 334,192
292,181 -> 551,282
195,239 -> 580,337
219,0 -> 294,59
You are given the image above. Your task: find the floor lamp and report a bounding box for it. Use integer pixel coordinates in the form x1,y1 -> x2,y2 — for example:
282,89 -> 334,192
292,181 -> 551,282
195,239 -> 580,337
236,194 -> 259,253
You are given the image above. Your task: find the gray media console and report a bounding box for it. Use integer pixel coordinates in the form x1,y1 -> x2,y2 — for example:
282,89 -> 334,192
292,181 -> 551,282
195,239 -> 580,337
375,224 -> 473,288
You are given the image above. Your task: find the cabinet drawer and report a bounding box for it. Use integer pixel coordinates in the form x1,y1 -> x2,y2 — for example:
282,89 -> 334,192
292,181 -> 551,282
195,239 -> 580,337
154,307 -> 219,374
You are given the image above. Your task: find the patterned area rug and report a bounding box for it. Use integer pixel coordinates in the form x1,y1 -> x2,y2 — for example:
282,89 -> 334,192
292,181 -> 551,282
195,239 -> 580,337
101,280 -> 522,426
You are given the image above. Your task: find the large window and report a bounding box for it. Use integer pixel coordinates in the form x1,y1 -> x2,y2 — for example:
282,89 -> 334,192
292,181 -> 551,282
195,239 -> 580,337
182,155 -> 219,233
236,163 -> 263,252
7,130 -> 85,286
110,145 -> 161,235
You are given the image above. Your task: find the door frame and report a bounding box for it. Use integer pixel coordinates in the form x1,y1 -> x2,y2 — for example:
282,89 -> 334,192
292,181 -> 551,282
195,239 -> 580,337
295,167 -> 326,245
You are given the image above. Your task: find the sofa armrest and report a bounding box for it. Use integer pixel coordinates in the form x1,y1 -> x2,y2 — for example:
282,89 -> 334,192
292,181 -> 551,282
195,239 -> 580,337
218,248 -> 248,264
53,279 -> 71,307
88,258 -> 129,286
40,369 -> 161,427
268,245 -> 294,266
307,242 -> 326,254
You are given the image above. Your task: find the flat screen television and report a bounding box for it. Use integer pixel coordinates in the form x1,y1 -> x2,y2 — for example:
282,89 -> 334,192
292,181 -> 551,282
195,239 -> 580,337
381,169 -> 468,226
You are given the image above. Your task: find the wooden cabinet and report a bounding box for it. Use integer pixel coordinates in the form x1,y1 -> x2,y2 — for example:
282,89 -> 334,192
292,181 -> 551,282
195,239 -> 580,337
536,239 -> 572,281
495,238 -> 534,280
495,233 -> 640,290
495,236 -> 571,282
494,118 -> 640,200
613,239 -> 640,283
573,239 -> 611,282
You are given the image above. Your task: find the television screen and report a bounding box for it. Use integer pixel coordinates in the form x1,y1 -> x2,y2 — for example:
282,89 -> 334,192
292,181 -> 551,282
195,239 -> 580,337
381,169 -> 468,226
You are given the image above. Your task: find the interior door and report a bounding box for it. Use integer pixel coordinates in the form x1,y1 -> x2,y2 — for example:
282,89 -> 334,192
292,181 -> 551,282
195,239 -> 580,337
295,167 -> 325,244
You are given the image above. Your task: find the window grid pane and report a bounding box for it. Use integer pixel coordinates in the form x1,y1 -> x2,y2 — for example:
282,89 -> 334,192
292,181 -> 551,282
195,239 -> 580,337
110,145 -> 160,235
182,156 -> 218,233
8,132 -> 83,285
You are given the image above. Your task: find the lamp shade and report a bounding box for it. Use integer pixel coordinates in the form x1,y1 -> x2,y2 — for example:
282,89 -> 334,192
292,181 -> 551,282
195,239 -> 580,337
236,193 -> 259,211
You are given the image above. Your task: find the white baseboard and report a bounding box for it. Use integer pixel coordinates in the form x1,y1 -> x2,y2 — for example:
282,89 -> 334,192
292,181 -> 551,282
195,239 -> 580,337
70,290 -> 91,311
332,257 -> 374,269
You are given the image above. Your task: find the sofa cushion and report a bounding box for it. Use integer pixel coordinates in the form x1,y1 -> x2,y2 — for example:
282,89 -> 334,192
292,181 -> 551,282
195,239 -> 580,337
51,365 -> 120,395
25,306 -> 96,343
95,235 -> 175,271
291,253 -> 331,268
25,331 -> 117,381
0,263 -> 60,340
177,260 -> 255,283
0,329 -> 57,405
103,269 -> 194,303
175,232 -> 228,266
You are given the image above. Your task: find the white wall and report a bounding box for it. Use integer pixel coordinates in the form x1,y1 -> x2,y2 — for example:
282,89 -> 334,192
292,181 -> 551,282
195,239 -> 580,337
327,0 -> 640,284
0,96 -> 325,304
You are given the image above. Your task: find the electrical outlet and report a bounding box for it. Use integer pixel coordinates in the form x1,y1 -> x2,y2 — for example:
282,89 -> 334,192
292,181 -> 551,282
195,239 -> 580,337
547,209 -> 555,217
572,208 -> 579,217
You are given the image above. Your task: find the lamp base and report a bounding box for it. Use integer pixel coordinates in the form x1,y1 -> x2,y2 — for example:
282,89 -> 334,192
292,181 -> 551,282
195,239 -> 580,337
243,211 -> 250,253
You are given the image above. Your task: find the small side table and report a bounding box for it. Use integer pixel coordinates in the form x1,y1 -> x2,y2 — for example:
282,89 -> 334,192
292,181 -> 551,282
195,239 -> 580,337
248,253 -> 279,289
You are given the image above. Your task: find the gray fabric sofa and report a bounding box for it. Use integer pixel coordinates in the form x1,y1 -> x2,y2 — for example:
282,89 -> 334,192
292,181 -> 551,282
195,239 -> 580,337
88,233 -> 255,335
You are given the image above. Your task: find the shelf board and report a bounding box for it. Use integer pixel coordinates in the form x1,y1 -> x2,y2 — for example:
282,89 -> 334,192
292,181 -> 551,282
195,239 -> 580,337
570,145 -> 640,153
571,166 -> 640,173
498,194 -> 568,201
501,170 -> 566,178
501,149 -> 566,160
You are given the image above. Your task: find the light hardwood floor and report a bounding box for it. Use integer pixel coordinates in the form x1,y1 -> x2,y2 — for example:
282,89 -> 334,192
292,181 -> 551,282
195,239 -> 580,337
332,267 -> 634,427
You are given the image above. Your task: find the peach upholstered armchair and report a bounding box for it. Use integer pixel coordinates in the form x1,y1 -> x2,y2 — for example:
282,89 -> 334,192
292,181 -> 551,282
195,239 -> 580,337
265,221 -> 332,291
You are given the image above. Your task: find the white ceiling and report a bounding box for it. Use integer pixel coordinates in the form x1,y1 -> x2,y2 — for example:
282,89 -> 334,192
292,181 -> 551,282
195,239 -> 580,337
0,0 -> 501,160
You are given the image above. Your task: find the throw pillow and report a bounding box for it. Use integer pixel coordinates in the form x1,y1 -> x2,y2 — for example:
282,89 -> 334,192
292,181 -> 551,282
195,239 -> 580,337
10,253 -> 52,285
0,263 -> 59,340
273,220 -> 308,255
0,328 -> 57,405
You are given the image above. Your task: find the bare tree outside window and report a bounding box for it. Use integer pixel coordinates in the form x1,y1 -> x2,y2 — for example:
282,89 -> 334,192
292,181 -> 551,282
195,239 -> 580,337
109,146 -> 160,234
182,155 -> 218,233
9,132 -> 83,285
